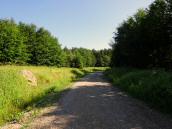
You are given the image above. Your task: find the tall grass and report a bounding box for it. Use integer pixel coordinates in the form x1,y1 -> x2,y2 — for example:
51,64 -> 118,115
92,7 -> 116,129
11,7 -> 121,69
106,67 -> 172,114
0,66 -> 106,125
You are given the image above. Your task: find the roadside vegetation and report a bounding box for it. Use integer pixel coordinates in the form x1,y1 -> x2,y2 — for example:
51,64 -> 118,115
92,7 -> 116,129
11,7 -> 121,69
108,0 -> 172,114
0,10 -> 111,126
106,68 -> 172,114
0,18 -> 111,125
1,0 -> 172,126
0,66 -> 107,125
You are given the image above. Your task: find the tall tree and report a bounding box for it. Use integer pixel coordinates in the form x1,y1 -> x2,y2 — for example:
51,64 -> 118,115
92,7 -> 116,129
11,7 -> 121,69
0,19 -> 28,64
111,0 -> 172,69
34,28 -> 62,66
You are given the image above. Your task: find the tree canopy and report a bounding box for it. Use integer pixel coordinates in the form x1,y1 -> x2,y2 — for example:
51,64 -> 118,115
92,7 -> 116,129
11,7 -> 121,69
0,19 -> 112,67
111,0 -> 172,69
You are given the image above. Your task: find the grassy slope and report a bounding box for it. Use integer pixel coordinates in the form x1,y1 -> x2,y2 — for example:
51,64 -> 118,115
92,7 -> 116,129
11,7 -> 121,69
106,67 -> 172,114
0,66 -> 106,125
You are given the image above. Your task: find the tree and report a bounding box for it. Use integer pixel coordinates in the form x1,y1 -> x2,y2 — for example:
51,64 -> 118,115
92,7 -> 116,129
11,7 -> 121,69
18,22 -> 37,64
34,28 -> 62,66
0,19 -> 28,64
111,0 -> 172,69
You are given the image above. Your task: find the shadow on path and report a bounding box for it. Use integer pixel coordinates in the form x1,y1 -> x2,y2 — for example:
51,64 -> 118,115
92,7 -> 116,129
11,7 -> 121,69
30,72 -> 172,129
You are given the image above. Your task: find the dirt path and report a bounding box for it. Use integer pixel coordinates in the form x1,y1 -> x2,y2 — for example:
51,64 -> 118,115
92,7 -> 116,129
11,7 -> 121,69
14,72 -> 172,128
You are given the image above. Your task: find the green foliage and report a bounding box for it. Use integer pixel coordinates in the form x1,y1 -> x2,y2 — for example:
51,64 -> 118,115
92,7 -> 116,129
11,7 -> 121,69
0,66 -> 106,125
0,18 -> 111,67
62,48 -> 112,68
0,19 -> 62,66
0,19 -> 29,64
34,28 -> 62,66
106,68 -> 172,114
111,0 -> 172,69
93,49 -> 112,67
18,22 -> 37,64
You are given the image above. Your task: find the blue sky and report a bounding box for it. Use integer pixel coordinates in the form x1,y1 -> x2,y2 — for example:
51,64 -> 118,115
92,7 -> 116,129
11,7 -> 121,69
0,0 -> 154,50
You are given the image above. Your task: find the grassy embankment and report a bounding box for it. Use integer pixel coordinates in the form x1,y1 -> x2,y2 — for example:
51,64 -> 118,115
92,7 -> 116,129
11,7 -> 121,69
0,66 -> 106,125
106,67 -> 172,114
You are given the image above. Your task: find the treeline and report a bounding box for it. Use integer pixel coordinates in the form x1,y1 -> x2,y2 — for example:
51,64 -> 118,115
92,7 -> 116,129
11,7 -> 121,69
62,47 -> 111,68
0,19 -> 111,67
111,0 -> 172,69
0,19 -> 62,66
62,48 -> 112,68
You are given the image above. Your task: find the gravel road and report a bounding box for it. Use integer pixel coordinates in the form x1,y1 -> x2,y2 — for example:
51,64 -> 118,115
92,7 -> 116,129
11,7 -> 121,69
22,72 -> 172,129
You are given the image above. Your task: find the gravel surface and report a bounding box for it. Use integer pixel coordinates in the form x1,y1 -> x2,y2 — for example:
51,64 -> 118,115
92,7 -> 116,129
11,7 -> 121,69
22,72 -> 172,129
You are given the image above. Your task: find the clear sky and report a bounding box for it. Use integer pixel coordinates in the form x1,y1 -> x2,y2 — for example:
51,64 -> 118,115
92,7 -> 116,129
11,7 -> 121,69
0,0 -> 154,50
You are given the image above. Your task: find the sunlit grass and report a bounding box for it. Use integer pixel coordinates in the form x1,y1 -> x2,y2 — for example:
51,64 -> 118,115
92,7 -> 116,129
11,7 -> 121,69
0,66 -> 107,125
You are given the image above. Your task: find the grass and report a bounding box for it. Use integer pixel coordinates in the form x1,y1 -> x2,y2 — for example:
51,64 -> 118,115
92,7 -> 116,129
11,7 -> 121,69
0,66 -> 107,125
105,67 -> 172,114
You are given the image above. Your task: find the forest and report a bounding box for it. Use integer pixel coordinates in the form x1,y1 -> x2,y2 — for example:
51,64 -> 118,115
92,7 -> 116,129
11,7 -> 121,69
111,0 -> 172,70
0,19 -> 111,68
107,0 -> 172,114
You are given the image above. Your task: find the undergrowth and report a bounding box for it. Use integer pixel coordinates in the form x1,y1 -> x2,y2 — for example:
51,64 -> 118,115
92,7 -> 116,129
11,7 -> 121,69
105,67 -> 172,114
